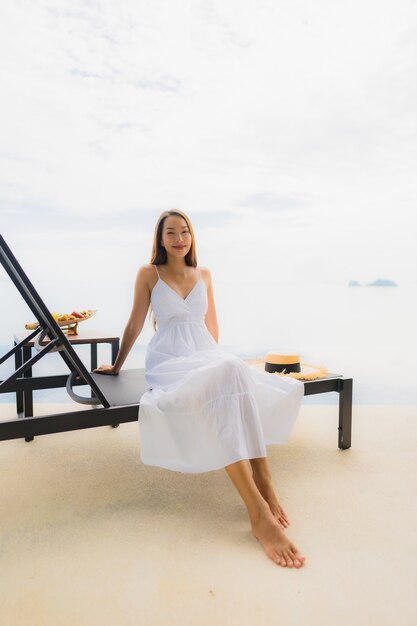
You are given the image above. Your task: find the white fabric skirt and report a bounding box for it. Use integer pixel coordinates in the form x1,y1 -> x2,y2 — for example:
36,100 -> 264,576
138,349 -> 304,474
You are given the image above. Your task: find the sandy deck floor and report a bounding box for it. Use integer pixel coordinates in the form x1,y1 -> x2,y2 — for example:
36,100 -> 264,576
0,402 -> 416,626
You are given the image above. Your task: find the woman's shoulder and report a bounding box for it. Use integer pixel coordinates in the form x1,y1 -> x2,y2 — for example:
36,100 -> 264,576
141,263 -> 164,274
137,264 -> 158,290
139,263 -> 157,276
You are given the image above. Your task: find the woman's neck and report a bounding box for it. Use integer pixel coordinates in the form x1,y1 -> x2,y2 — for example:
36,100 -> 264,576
162,258 -> 191,276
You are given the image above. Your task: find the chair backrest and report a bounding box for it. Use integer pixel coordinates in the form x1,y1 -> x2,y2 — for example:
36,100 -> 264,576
0,233 -> 111,407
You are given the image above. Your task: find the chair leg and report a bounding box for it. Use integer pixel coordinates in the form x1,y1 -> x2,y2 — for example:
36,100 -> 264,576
22,345 -> 34,418
14,343 -> 24,415
90,344 -> 98,399
338,378 -> 352,449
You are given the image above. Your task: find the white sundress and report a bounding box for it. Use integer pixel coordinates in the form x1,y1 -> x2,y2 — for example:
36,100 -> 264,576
138,265 -> 304,474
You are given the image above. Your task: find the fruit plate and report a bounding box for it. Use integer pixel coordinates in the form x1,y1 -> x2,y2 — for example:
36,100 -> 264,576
25,310 -> 97,335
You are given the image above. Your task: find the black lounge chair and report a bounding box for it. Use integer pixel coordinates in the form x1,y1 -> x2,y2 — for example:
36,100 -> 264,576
0,233 -> 352,448
0,233 -> 148,442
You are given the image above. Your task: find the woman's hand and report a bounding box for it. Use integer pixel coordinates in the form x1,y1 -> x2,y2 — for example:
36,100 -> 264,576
93,364 -> 119,375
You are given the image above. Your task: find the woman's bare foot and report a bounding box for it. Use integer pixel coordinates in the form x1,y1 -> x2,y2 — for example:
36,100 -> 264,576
251,505 -> 306,568
252,474 -> 290,530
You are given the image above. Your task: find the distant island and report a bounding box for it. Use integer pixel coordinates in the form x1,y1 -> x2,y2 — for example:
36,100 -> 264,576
348,279 -> 398,287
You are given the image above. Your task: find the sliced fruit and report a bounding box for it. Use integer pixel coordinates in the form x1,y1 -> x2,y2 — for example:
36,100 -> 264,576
71,311 -> 85,319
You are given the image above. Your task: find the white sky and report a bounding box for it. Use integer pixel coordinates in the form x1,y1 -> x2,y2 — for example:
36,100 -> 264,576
0,0 -> 416,287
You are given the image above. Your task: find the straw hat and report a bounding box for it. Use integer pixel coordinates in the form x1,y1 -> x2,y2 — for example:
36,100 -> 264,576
244,352 -> 328,381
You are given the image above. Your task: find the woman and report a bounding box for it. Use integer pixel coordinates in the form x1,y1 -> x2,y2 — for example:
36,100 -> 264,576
94,209 -> 306,569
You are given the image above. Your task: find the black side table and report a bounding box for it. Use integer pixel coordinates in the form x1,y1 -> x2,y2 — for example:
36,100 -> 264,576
13,329 -> 120,418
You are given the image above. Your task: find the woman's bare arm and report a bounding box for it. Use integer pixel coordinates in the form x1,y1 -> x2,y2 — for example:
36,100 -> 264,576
94,266 -> 151,374
204,268 -> 219,343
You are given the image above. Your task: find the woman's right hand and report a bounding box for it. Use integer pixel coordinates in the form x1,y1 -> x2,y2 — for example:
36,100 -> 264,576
93,364 -> 119,375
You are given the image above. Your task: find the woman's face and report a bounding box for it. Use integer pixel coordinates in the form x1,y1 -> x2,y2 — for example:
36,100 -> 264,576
161,215 -> 192,256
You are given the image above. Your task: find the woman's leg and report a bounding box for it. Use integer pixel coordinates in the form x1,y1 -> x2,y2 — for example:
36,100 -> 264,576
249,457 -> 290,529
224,459 -> 305,568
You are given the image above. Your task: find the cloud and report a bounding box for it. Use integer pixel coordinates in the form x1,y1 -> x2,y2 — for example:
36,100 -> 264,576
0,0 -> 415,282
237,192 -> 309,212
133,77 -> 182,93
1,201 -> 159,234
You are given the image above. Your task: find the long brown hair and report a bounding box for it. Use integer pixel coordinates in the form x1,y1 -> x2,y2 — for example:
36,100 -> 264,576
148,209 -> 198,332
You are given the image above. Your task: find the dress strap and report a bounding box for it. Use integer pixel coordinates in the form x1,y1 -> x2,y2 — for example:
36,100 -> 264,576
153,264 -> 160,279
